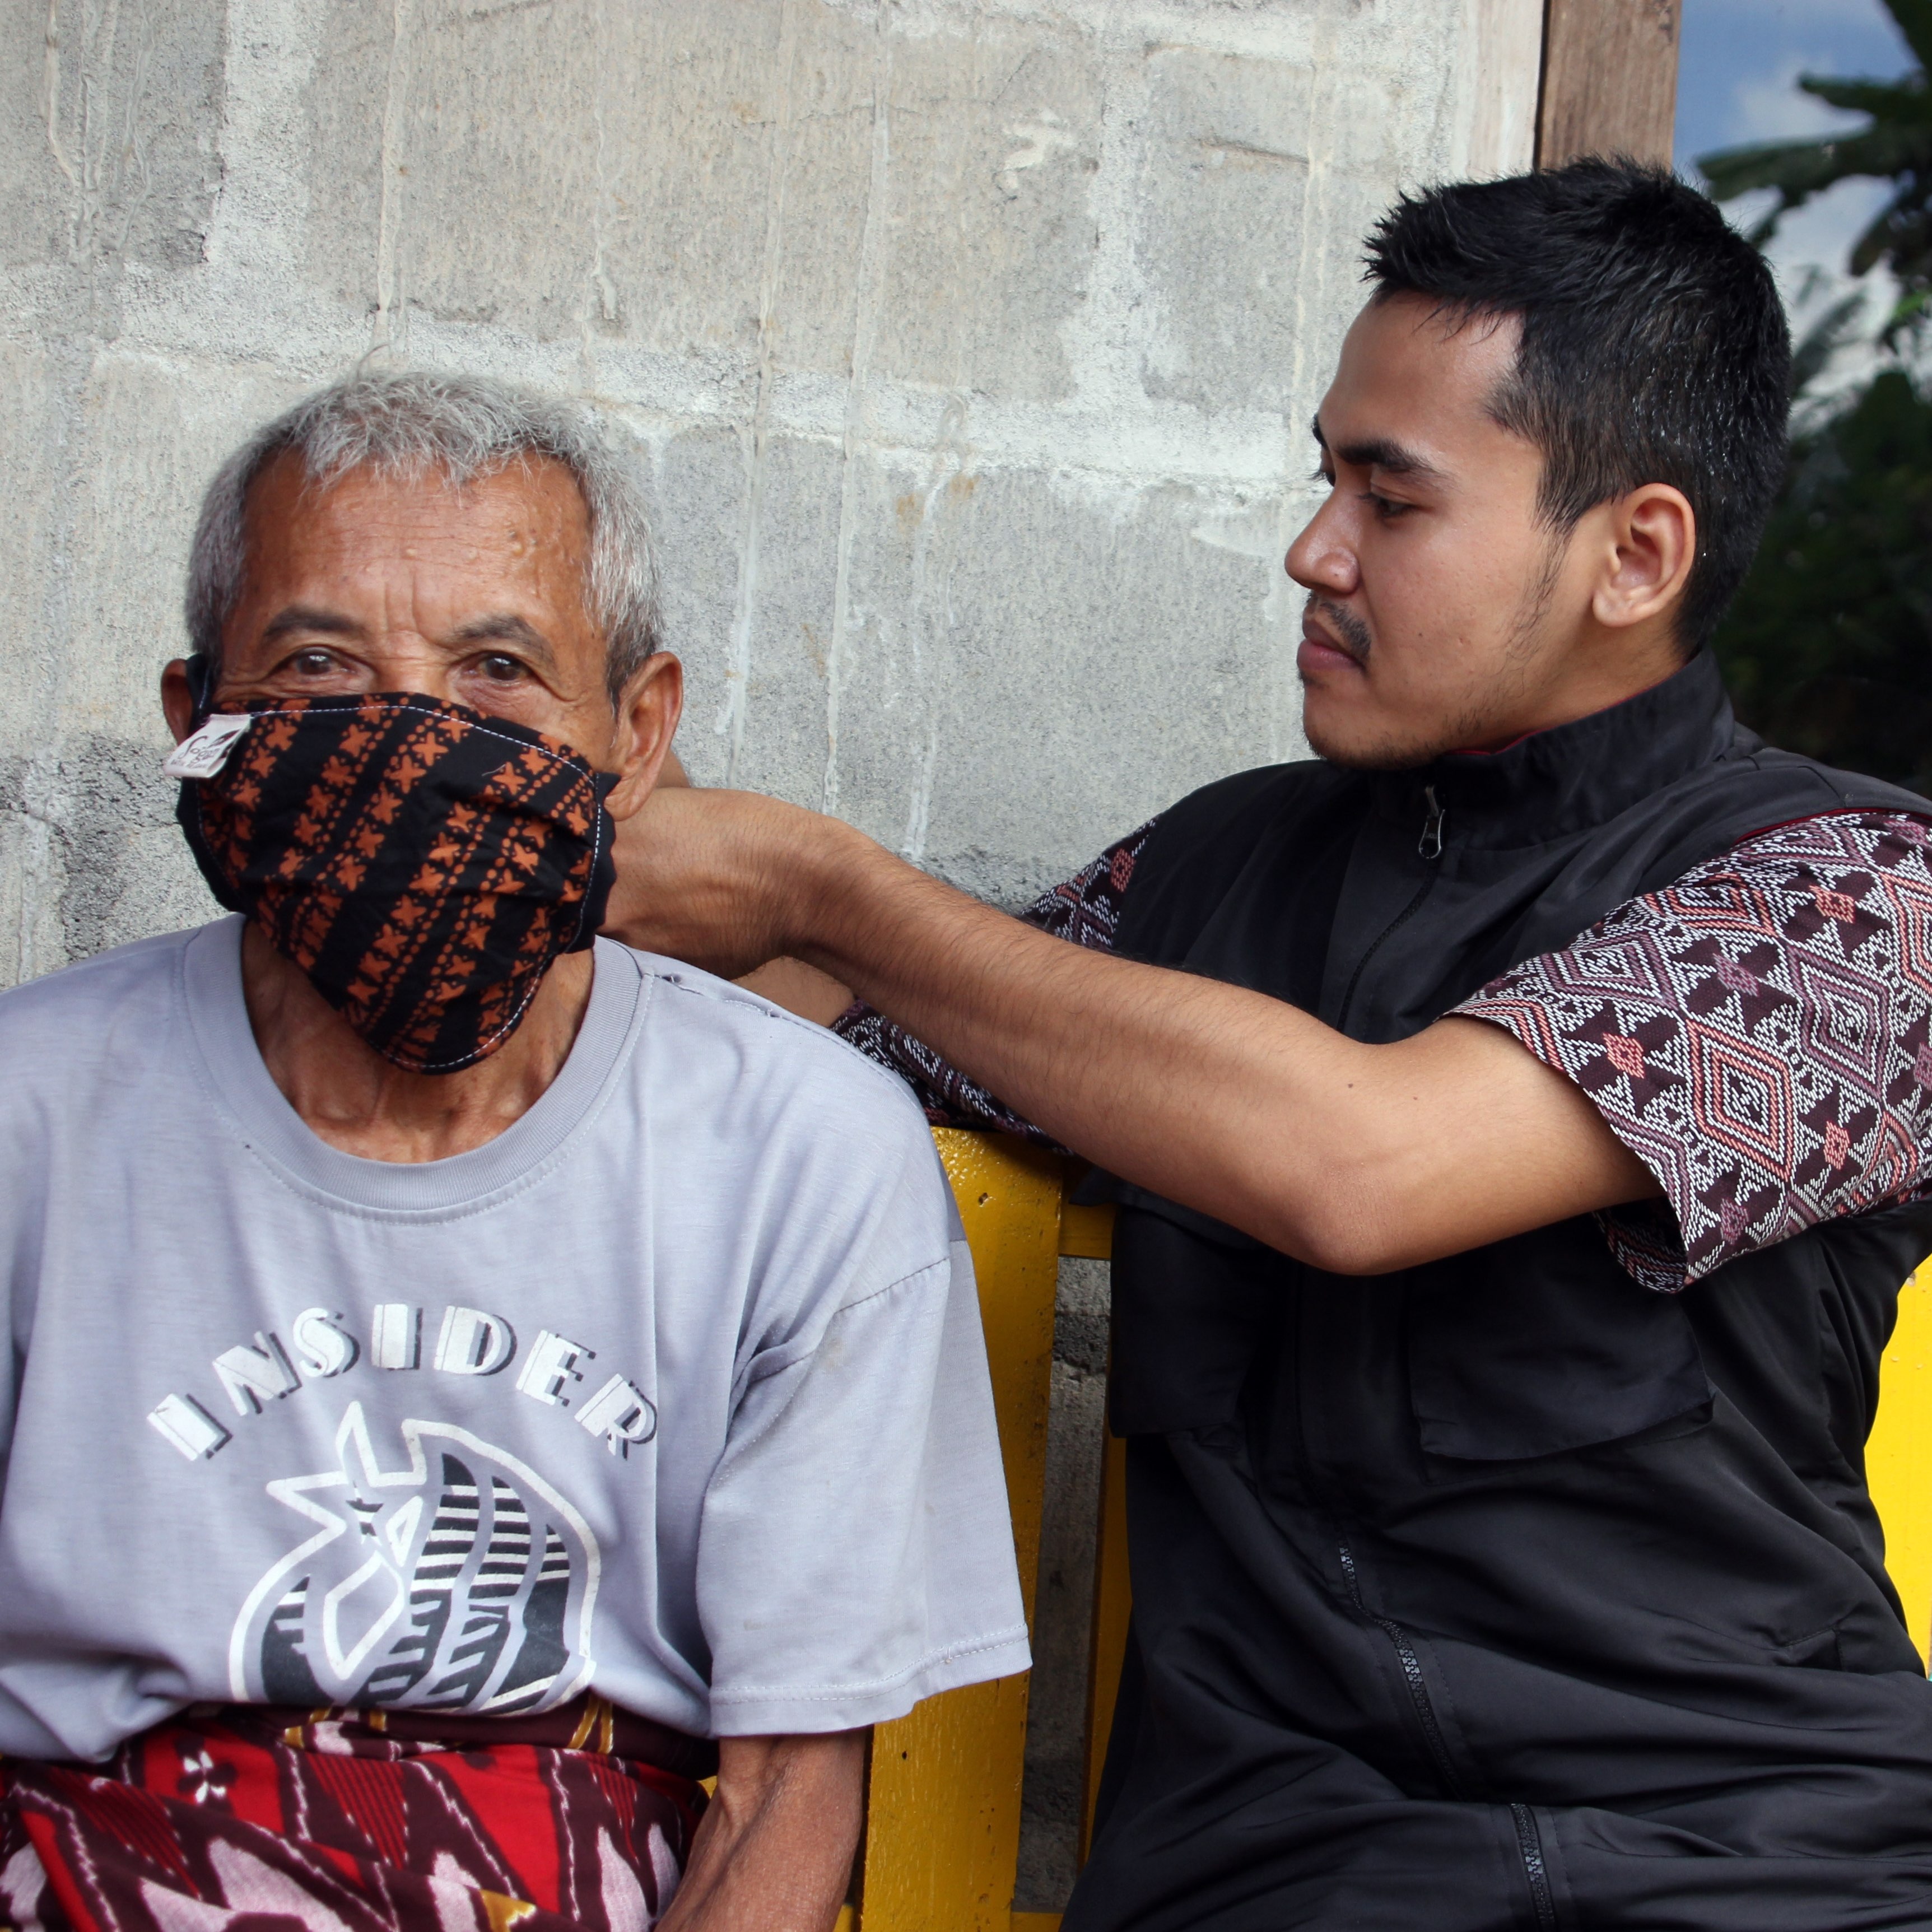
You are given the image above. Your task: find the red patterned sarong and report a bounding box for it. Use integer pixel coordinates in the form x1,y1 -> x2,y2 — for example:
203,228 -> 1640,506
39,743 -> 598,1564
0,1698 -> 709,1931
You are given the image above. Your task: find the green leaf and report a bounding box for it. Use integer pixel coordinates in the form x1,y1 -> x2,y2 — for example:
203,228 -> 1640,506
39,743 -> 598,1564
1849,180 -> 1932,280
1799,74 -> 1930,122
1882,287 -> 1932,348
1697,133 -> 1863,202
1789,290 -> 1868,395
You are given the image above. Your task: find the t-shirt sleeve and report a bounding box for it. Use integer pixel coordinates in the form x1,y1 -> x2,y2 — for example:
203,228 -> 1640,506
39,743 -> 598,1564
833,820 -> 1158,1137
693,1218 -> 1030,1735
1452,811 -> 1932,1292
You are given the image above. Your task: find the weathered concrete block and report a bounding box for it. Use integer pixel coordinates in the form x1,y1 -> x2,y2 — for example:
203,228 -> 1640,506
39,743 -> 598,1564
2,0 -> 225,279
66,352 -> 296,735
873,16 -> 1104,402
815,456 -> 1309,900
0,340 -> 69,762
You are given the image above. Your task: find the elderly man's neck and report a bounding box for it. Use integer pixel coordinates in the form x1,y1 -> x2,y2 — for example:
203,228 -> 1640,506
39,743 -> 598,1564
239,925 -> 594,1162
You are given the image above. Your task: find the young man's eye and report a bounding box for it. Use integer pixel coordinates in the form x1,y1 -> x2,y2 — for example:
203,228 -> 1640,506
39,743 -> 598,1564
1364,491 -> 1411,520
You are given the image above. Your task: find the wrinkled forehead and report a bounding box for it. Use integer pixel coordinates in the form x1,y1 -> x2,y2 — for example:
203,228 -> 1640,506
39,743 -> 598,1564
240,448 -> 593,564
224,453 -> 600,649
208,451 -> 611,704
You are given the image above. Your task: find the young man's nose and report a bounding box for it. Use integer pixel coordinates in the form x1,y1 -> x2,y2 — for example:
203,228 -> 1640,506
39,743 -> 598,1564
1284,501 -> 1360,596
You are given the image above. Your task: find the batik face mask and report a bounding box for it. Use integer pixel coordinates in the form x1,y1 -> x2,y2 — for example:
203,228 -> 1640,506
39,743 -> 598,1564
171,686 -> 617,1074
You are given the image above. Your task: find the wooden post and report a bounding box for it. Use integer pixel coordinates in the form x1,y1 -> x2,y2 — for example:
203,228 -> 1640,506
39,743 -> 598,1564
1536,0 -> 1680,169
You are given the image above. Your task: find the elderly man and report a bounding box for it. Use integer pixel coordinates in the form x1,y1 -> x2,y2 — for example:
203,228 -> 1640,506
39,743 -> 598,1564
614,163 -> 1932,1929
0,373 -> 1028,1932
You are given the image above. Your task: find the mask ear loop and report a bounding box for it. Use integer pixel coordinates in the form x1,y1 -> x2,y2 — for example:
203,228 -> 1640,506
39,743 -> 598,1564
172,652 -> 252,916
184,652 -> 217,723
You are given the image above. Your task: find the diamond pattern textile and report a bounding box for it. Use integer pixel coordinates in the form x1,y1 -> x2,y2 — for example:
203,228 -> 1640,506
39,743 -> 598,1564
1456,811 -> 1932,1289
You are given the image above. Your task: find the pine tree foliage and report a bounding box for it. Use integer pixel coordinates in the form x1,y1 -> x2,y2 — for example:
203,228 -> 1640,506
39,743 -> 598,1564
1698,0 -> 1932,342
1698,0 -> 1932,786
1715,370 -> 1932,792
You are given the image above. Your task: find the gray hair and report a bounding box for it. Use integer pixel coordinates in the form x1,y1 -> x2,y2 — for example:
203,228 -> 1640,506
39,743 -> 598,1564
184,369 -> 663,703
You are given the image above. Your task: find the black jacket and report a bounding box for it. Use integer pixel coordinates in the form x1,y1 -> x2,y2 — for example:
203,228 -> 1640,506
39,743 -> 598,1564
1069,653 -> 1932,1932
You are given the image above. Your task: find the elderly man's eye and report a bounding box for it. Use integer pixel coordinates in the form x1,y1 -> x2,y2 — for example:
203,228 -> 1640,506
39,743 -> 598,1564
291,650 -> 338,676
478,654 -> 526,683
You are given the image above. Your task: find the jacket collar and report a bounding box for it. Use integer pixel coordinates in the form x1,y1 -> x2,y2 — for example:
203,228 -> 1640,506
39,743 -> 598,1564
1373,649 -> 1737,850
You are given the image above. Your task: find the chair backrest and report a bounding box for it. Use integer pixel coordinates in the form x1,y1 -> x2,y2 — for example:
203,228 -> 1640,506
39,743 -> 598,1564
842,1134 -> 1932,1932
1868,1265 -> 1932,1664
851,1131 -> 1063,1932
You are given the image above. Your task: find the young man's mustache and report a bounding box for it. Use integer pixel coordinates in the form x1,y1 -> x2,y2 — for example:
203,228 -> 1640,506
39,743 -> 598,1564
1305,594 -> 1372,663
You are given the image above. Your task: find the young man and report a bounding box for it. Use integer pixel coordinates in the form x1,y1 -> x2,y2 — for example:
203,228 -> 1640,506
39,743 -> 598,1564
0,373 -> 1028,1932
607,164 -> 1932,1928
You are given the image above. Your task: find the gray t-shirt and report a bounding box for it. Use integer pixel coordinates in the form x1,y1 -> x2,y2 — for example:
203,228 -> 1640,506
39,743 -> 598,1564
0,920 -> 1028,1761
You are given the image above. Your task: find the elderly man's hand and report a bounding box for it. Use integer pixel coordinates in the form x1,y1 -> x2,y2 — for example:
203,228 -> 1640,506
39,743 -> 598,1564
604,784 -> 856,980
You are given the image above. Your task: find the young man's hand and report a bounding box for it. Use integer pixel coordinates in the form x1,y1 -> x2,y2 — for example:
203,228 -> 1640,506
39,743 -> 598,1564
606,785 -> 839,980
605,783 -> 856,1019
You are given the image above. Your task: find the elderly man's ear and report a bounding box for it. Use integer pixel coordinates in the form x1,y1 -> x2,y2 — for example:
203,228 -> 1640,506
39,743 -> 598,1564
602,651 -> 685,821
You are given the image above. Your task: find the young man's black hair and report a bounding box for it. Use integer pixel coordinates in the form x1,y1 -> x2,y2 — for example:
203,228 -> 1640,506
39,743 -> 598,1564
1366,157 -> 1791,653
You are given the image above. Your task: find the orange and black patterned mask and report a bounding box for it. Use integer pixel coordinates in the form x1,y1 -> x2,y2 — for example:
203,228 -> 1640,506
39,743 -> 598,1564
174,688 -> 617,1074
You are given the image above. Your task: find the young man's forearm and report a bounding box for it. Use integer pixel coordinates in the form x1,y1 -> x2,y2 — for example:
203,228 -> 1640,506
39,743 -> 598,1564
659,1731 -> 865,1932
609,792 -> 1655,1271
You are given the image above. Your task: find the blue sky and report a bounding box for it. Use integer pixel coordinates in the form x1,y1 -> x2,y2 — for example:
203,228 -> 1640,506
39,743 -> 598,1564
1676,0 -> 1914,329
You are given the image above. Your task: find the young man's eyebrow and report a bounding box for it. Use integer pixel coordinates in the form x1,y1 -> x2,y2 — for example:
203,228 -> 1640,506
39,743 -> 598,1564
1311,418 -> 1447,485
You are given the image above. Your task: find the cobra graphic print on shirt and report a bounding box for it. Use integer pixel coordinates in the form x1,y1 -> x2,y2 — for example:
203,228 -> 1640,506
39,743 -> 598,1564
230,1402 -> 600,1715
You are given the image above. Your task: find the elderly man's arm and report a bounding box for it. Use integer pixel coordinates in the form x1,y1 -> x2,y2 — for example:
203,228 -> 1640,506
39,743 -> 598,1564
605,789 -> 1658,1275
658,1732 -> 865,1932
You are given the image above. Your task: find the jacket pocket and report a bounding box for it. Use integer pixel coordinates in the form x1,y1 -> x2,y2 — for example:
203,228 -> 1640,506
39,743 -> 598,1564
1407,1219 -> 1713,1461
1109,1203 -> 1283,1436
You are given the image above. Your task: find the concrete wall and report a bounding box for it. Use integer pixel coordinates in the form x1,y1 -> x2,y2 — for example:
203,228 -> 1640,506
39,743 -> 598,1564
3,0 -> 1539,983
2,0 -> 1540,1902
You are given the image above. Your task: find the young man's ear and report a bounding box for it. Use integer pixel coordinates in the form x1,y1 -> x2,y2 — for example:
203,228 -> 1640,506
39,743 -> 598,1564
603,652 -> 685,820
1592,484 -> 1696,635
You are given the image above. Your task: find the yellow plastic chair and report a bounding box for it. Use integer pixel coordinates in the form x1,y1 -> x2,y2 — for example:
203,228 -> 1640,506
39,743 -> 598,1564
842,1133 -> 1932,1932
830,1131 -> 1121,1932
1870,1266 -> 1932,1665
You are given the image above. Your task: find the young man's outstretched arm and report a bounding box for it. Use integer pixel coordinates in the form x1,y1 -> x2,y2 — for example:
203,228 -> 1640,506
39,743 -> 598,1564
605,786 -> 1656,1277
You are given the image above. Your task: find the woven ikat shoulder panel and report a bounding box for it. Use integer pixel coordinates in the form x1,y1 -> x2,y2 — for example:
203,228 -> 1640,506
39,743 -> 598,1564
1455,811 -> 1932,1292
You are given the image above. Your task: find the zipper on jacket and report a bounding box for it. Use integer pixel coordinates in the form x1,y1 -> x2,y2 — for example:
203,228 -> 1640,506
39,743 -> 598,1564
1334,785 -> 1449,1033
1416,783 -> 1447,860
1333,1531 -> 1469,1800
1511,1803 -> 1558,1931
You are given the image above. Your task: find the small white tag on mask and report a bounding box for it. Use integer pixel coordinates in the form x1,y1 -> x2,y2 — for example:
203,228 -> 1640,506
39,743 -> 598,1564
163,714 -> 254,780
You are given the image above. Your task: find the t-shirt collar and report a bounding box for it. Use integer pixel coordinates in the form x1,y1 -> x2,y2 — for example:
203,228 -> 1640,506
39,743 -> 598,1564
179,918 -> 645,1215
